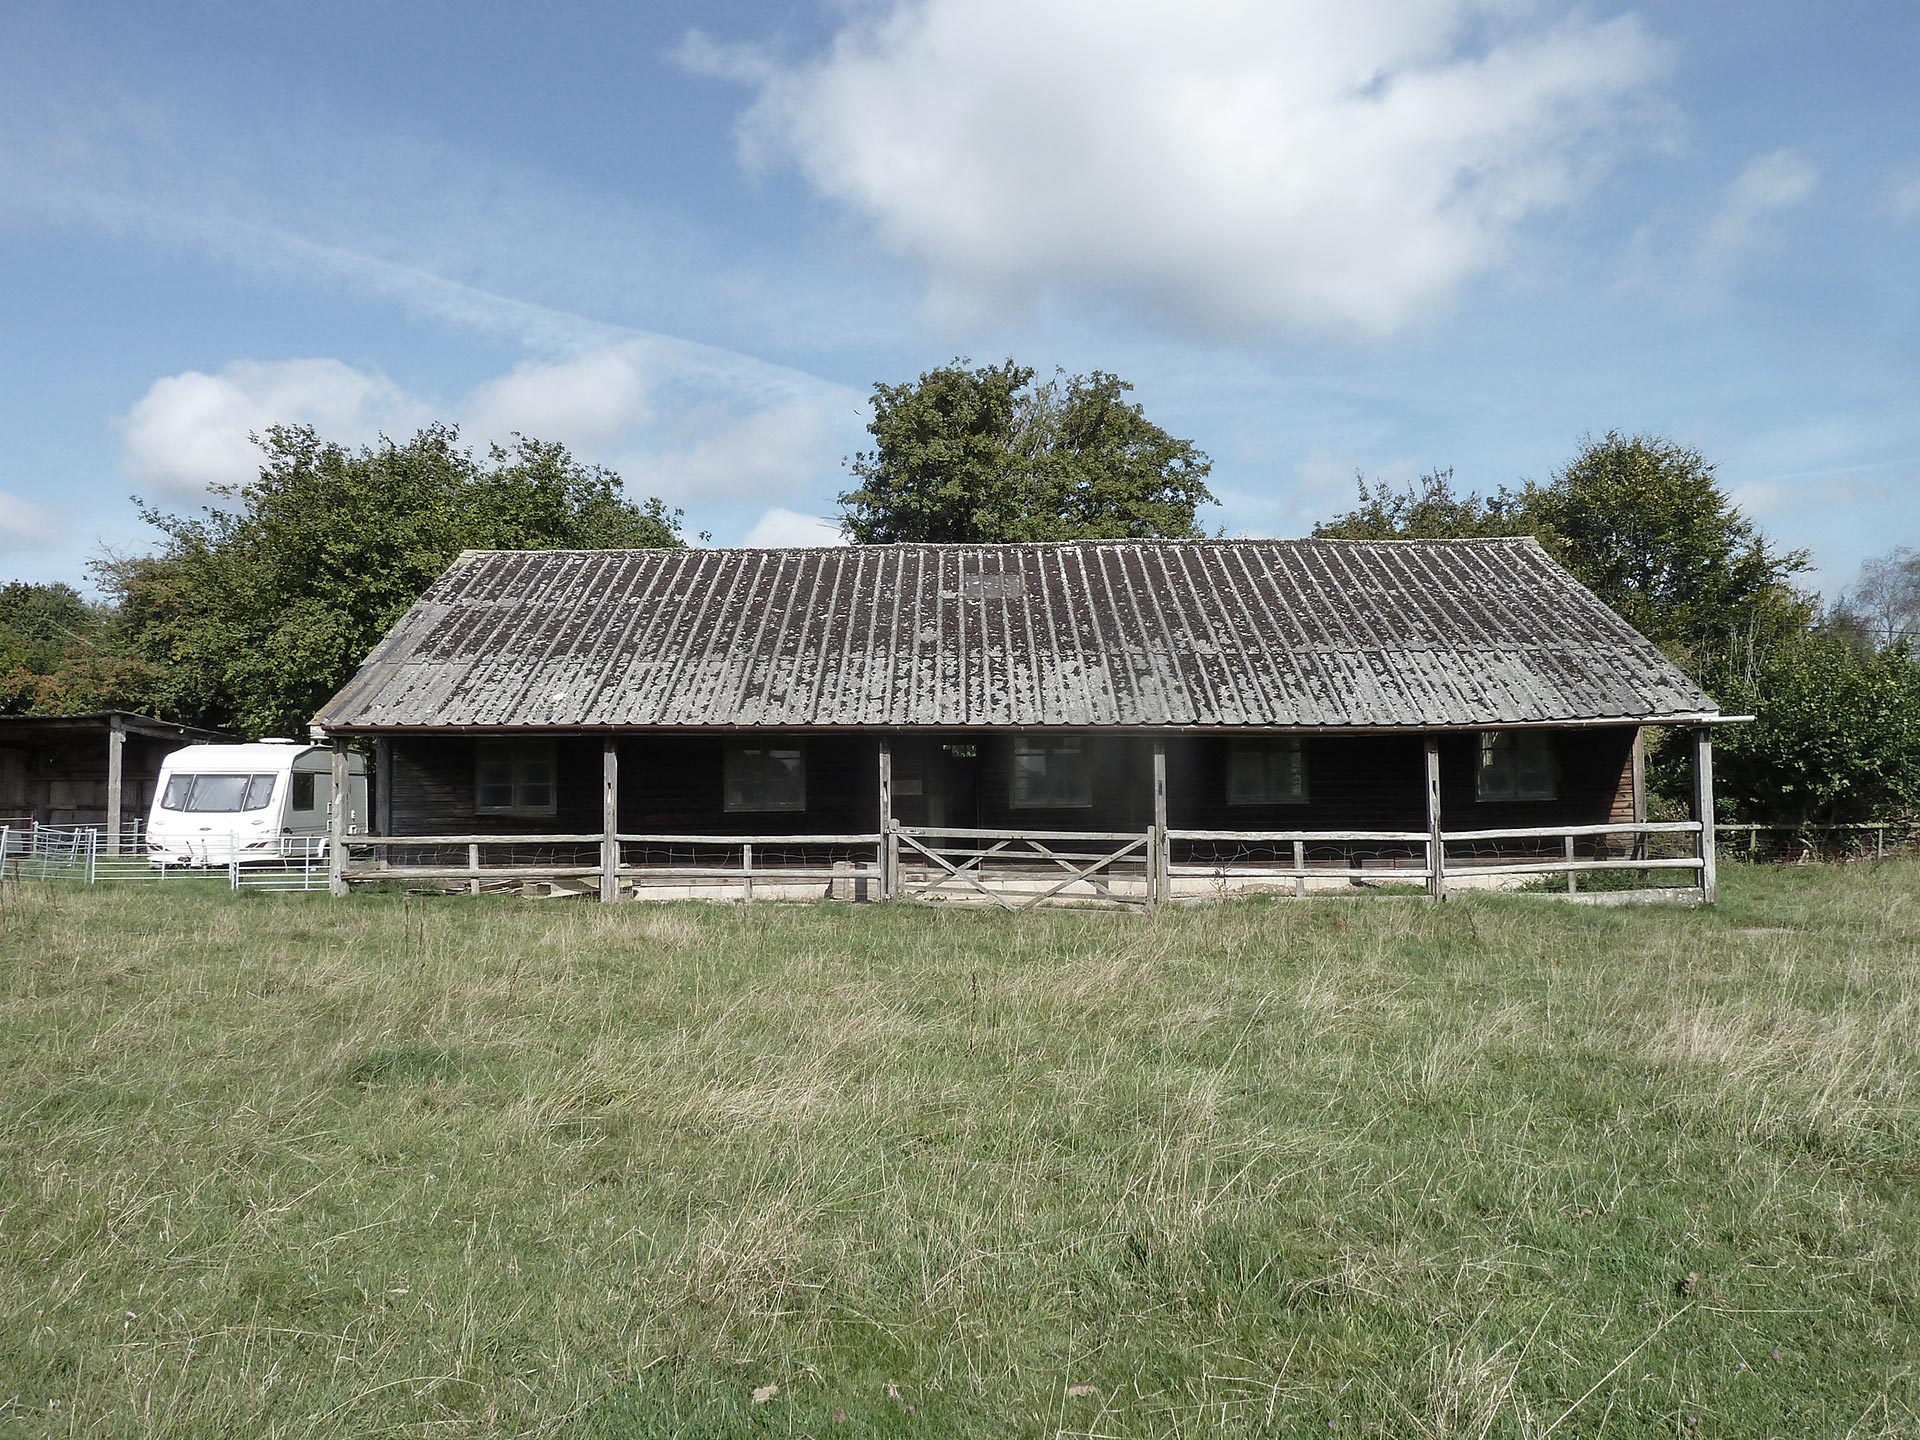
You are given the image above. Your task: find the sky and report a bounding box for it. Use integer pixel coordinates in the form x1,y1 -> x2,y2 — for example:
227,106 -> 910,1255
1,0 -> 1915,597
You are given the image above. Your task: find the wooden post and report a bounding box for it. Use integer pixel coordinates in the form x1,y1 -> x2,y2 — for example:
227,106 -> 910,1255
1630,727 -> 1648,861
877,738 -> 895,901
1424,736 -> 1445,900
1565,833 -> 1577,895
600,737 -> 619,903
104,715 -> 126,855
1151,737 -> 1168,908
1293,839 -> 1306,899
468,843 -> 481,896
327,739 -> 349,897
742,842 -> 754,903
1693,726 -> 1717,904
374,738 -> 393,836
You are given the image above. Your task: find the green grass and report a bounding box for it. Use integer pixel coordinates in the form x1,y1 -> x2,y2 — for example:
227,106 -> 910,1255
2,867 -> 1917,1437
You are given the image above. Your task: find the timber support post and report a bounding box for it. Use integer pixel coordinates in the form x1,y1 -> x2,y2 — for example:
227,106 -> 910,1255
1630,727 -> 1648,861
104,714 -> 126,855
327,738 -> 349,897
877,738 -> 895,901
1425,735 -> 1445,900
373,737 -> 393,842
600,737 -> 619,903
1693,726 -> 1718,904
1150,738 -> 1168,908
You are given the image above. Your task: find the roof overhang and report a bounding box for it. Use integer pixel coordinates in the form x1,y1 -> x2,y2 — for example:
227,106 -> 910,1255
316,713 -> 1739,739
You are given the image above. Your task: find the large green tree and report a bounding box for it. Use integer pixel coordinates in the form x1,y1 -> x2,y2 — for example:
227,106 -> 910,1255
1315,434 -> 1811,665
103,424 -> 682,738
0,581 -> 136,715
838,361 -> 1215,543
1704,626 -> 1920,826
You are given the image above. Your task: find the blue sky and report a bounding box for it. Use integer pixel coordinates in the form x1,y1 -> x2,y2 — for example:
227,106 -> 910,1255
1,0 -> 1915,596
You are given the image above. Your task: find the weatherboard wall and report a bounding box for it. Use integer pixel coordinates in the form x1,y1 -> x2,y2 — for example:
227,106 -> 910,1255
380,727 -> 1639,843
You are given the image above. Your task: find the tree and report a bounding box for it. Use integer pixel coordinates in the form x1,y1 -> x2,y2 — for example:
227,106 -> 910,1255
1833,547 -> 1920,651
1704,626 -> 1920,826
1309,469 -> 1531,541
103,424 -> 682,738
1314,433 -> 1812,668
0,581 -> 143,715
1529,433 -> 1811,669
838,360 -> 1214,543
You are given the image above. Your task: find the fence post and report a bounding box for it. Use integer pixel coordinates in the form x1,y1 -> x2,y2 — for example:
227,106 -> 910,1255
877,738 -> 895,901
1692,727 -> 1718,904
1293,838 -> 1307,898
467,843 -> 481,897
86,828 -> 98,885
742,842 -> 754,903
1565,833 -> 1577,895
1151,738 -> 1168,909
1424,737 -> 1445,900
327,739 -> 350,897
600,737 -> 619,904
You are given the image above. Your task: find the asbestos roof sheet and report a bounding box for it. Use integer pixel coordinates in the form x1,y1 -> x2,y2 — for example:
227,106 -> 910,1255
313,538 -> 1718,731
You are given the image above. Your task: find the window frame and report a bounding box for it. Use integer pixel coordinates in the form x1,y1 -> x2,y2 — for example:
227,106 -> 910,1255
474,739 -> 559,818
1009,735 -> 1093,811
1226,736 -> 1309,807
290,771 -> 319,812
1475,730 -> 1558,803
723,744 -> 807,814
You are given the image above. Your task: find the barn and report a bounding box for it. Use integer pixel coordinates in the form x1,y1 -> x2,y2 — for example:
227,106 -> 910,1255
311,538 -> 1733,906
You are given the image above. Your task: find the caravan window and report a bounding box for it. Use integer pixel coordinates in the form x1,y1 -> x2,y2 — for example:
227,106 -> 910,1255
161,773 -> 278,812
291,772 -> 318,811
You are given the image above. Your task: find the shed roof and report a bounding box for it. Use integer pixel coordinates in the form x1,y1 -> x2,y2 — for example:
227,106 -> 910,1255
313,538 -> 1718,733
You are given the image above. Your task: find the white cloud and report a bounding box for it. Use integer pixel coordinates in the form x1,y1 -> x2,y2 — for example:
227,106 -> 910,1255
117,358 -> 431,497
1696,148 -> 1819,276
465,345 -> 654,450
115,349 -> 867,519
685,0 -> 1674,337
0,491 -> 62,555
742,507 -> 844,546
1889,168 -> 1920,220
623,398 -> 856,503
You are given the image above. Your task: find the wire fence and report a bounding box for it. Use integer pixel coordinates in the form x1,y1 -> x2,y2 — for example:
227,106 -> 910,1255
0,822 -> 332,891
1714,821 -> 1920,864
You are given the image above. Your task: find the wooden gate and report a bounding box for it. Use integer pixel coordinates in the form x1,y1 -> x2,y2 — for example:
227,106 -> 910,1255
891,826 -> 1155,911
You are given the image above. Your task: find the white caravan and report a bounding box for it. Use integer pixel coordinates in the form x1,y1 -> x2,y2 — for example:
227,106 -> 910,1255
146,740 -> 367,867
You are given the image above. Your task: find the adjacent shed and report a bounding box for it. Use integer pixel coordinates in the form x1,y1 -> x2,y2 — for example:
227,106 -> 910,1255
313,538 -> 1735,905
0,711 -> 233,846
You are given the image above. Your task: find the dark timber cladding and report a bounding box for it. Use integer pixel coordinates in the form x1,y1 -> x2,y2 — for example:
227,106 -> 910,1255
313,539 -> 1719,733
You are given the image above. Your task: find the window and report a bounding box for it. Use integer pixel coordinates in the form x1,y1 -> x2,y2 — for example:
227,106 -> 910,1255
291,772 -> 318,811
1228,737 -> 1308,806
1477,731 -> 1557,802
1011,736 -> 1092,809
475,740 -> 557,816
725,745 -> 806,812
159,773 -> 277,813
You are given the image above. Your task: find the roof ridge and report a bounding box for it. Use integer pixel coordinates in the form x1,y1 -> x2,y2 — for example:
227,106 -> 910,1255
450,535 -> 1549,557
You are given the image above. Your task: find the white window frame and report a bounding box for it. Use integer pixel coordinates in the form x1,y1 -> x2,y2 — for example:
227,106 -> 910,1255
1010,735 -> 1093,810
475,739 -> 558,817
1227,737 -> 1309,806
724,744 -> 807,813
1476,730 -> 1558,803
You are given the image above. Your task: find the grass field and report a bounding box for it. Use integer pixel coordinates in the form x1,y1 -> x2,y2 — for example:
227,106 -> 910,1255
2,867 -> 1917,1437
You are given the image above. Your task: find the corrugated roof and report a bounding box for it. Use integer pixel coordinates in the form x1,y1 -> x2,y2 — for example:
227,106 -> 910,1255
313,539 -> 1718,731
